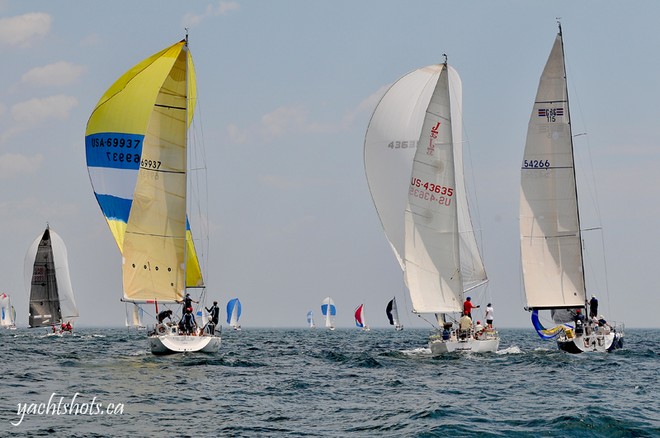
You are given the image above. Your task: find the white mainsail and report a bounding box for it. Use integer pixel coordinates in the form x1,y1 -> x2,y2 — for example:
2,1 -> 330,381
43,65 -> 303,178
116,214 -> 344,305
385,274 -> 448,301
519,31 -> 586,310
404,63 -> 487,314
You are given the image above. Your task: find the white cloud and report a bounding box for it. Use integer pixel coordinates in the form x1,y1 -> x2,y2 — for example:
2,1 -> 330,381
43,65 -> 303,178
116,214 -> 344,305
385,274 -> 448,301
342,84 -> 389,126
0,13 -> 51,47
0,153 -> 44,179
21,61 -> 87,87
182,1 -> 239,27
11,94 -> 78,126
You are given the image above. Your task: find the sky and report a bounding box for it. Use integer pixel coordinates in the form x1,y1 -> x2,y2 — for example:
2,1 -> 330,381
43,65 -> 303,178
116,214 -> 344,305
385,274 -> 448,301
0,1 -> 658,329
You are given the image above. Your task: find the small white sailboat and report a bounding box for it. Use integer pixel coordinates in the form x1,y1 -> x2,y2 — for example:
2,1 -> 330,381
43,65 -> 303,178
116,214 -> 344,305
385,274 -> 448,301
520,24 -> 623,353
321,297 -> 336,330
125,303 -> 146,330
25,226 -> 78,333
85,36 -> 220,354
354,304 -> 370,331
306,310 -> 315,328
226,298 -> 242,330
365,59 -> 499,354
386,297 -> 403,331
0,293 -> 17,330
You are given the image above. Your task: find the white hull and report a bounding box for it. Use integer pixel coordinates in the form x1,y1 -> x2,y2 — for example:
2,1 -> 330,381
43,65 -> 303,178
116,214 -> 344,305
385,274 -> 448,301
149,323 -> 221,355
429,332 -> 500,354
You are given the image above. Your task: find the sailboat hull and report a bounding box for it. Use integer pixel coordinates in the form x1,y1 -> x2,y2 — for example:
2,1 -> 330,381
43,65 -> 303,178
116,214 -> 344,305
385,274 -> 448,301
429,335 -> 499,354
149,334 -> 221,355
557,331 -> 624,354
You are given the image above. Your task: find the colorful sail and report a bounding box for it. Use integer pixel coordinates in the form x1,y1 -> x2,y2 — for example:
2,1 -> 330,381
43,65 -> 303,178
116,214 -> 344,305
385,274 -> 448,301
24,227 -> 78,327
85,39 -> 203,303
306,310 -> 315,328
226,298 -> 242,327
354,304 -> 366,328
520,30 -> 586,310
321,297 -> 336,329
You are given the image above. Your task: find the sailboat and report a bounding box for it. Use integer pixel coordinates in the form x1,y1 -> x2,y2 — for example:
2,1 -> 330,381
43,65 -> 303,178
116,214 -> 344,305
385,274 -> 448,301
365,59 -> 499,354
0,293 -> 17,329
386,297 -> 403,331
306,310 -> 315,328
519,24 -> 624,353
85,36 -> 220,354
354,304 -> 370,331
226,298 -> 242,330
124,303 -> 146,330
25,226 -> 78,333
321,297 -> 336,330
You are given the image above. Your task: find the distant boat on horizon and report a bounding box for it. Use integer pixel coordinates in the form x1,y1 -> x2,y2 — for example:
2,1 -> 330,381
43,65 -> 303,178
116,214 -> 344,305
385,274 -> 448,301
321,297 -> 336,330
386,297 -> 403,331
25,225 -> 78,334
0,293 -> 16,330
306,310 -> 315,328
227,298 -> 242,330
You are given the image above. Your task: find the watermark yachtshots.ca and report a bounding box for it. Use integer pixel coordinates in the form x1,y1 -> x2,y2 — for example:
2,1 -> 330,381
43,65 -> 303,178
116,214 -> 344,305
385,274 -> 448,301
11,392 -> 124,426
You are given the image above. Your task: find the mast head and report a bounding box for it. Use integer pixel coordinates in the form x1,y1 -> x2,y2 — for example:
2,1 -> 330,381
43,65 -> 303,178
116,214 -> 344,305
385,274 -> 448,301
556,18 -> 563,36
442,53 -> 448,66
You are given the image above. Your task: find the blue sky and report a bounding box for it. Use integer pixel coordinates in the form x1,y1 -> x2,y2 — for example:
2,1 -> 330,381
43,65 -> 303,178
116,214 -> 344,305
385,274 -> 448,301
0,1 -> 658,329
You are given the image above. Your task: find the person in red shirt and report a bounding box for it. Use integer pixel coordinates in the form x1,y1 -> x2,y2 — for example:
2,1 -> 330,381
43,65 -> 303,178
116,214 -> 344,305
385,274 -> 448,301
463,297 -> 480,318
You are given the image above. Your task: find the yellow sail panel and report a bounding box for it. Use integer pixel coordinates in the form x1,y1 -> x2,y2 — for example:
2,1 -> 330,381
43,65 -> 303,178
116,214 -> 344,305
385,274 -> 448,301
86,41 -> 186,137
121,48 -> 188,301
186,229 -> 204,287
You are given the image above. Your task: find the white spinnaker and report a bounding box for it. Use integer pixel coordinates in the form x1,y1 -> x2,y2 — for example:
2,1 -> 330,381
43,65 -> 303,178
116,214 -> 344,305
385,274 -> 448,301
520,33 -> 585,309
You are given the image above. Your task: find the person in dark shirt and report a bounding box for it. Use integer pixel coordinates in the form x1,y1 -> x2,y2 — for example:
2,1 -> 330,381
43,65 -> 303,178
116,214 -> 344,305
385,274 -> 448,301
205,301 -> 220,335
157,309 -> 173,324
589,295 -> 599,318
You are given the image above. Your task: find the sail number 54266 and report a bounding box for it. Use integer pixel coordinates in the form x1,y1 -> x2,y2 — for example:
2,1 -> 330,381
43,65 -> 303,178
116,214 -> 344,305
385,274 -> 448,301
523,159 -> 550,168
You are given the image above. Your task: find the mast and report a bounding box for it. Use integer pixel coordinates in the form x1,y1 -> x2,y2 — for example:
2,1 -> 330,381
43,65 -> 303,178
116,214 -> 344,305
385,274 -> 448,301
558,23 -> 588,311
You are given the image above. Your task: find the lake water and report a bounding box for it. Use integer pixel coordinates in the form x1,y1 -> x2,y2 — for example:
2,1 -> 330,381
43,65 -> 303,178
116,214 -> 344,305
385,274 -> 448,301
0,327 -> 657,437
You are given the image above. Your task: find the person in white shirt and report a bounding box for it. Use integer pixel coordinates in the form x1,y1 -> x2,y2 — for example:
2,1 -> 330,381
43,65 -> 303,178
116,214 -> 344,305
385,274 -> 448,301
485,303 -> 494,329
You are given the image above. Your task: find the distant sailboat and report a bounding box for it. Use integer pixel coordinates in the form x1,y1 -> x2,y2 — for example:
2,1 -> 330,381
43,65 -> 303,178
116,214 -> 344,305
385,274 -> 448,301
520,24 -> 624,353
226,298 -> 242,330
0,293 -> 16,329
386,297 -> 403,331
306,310 -> 315,328
85,36 -> 220,354
365,59 -> 499,354
321,297 -> 336,330
354,304 -> 370,331
25,226 -> 78,333
125,303 -> 146,330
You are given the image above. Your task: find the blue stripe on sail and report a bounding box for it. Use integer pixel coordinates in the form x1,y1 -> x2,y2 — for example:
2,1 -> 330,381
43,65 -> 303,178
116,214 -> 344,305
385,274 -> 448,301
85,133 -> 144,169
329,305 -> 336,316
321,304 -> 328,316
95,193 -> 132,223
531,310 -> 571,340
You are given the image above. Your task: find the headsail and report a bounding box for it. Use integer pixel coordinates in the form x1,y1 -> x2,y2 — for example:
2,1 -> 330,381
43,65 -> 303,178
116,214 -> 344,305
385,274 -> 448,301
0,293 -> 16,327
306,310 -> 315,328
85,40 -> 204,303
404,64 -> 487,315
520,29 -> 586,310
24,227 -> 78,327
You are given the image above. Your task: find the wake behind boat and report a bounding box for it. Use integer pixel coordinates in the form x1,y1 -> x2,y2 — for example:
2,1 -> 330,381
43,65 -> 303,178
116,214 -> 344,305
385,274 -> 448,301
365,59 -> 499,354
519,24 -> 623,354
85,36 -> 220,355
